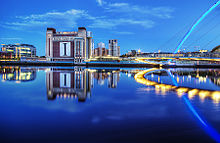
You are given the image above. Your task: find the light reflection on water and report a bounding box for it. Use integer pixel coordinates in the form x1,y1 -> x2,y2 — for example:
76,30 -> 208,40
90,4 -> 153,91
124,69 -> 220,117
135,68 -> 220,142
0,66 -> 220,143
139,68 -> 220,103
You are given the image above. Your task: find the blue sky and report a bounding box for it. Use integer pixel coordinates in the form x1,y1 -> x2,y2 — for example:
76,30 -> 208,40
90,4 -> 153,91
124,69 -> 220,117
0,0 -> 220,56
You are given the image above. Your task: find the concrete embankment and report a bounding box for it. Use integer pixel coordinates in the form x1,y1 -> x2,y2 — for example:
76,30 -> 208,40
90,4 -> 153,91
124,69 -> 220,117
0,61 -> 219,68
0,61 -> 158,68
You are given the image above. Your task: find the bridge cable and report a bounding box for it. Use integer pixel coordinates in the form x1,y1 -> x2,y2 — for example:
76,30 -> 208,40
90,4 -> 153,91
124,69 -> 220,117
185,19 -> 220,51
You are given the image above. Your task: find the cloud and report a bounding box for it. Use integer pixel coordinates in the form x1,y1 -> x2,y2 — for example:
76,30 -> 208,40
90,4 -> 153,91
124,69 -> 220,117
89,18 -> 155,29
1,8 -> 157,31
1,9 -> 95,31
96,0 -> 106,6
105,2 -> 174,19
0,37 -> 22,40
92,1 -> 174,30
112,31 -> 134,35
0,1 -> 174,32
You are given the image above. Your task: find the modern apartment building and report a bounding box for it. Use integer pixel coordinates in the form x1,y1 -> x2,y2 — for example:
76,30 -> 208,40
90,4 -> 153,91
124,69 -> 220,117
93,42 -> 109,57
1,44 -> 36,58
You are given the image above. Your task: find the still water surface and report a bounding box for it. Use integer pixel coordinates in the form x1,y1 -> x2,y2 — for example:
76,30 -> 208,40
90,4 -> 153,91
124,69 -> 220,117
0,66 -> 220,143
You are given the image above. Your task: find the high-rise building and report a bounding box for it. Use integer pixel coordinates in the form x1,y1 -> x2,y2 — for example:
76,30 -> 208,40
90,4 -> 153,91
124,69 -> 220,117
91,39 -> 95,57
2,44 -> 36,58
46,27 -> 93,62
117,46 -> 120,57
109,39 -> 120,57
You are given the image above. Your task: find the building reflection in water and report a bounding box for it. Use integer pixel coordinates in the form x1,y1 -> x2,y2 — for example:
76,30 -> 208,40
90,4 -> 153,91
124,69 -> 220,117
2,66 -> 218,104
171,69 -> 220,87
0,66 -> 36,82
108,71 -> 120,88
46,68 -> 120,102
46,67 -> 93,102
93,69 -> 120,88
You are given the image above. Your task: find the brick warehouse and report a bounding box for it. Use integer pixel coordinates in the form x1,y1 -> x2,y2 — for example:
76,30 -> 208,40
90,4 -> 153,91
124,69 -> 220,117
46,27 -> 93,62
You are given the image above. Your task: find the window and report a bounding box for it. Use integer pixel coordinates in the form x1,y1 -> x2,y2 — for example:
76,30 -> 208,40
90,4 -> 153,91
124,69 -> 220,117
60,42 -> 70,56
63,43 -> 67,56
75,41 -> 81,57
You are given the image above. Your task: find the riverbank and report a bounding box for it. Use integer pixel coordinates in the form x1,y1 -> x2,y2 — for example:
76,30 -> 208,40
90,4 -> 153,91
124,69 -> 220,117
0,61 -> 158,68
0,61 -> 219,68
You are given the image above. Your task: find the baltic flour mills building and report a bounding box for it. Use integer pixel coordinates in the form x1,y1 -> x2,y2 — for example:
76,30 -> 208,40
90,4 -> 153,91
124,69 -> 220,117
46,27 -> 93,62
